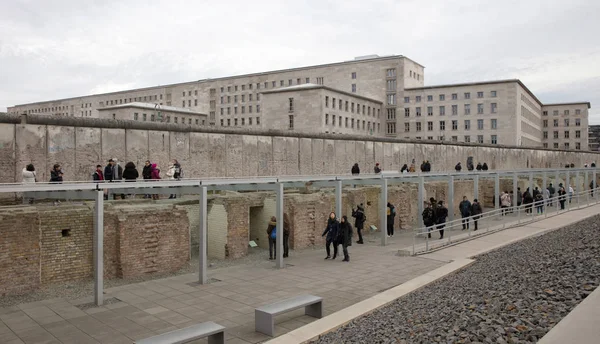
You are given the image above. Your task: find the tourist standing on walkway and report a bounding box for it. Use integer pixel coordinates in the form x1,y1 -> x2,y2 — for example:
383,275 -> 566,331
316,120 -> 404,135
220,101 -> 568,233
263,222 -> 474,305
523,188 -> 533,215
422,202 -> 435,238
351,163 -> 360,175
322,212 -> 339,260
476,162 -> 482,171
459,196 -> 471,230
547,183 -> 555,206
400,164 -> 408,173
374,163 -> 381,174
386,202 -> 396,237
455,162 -> 462,172
123,162 -> 139,199
543,187 -> 550,210
482,163 -> 489,171
339,216 -> 353,262
352,204 -> 366,244
590,180 -> 596,197
517,187 -> 523,208
435,201 -> 448,239
471,199 -> 482,230
167,159 -> 182,199
568,185 -> 574,203
142,160 -> 152,199
104,159 -> 124,199
534,188 -> 544,214
267,216 -> 277,260
408,162 -> 416,172
283,213 -> 291,258
22,164 -> 36,204
150,163 -> 161,200
501,191 -> 511,215
93,165 -> 104,181
558,185 -> 567,210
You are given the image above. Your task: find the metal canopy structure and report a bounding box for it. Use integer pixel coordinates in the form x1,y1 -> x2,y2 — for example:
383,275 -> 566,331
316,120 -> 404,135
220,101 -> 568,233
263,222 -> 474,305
0,167 -> 596,306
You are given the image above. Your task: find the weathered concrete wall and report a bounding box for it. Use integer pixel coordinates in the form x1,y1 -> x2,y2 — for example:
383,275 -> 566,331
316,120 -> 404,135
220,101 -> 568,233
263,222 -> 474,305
1,114 -> 599,183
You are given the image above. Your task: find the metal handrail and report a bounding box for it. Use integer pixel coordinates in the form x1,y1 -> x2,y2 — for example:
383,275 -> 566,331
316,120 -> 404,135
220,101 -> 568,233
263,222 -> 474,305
412,187 -> 600,254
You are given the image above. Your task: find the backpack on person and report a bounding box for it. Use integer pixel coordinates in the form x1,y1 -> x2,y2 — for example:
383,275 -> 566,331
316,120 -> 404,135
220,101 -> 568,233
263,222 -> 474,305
270,227 -> 277,239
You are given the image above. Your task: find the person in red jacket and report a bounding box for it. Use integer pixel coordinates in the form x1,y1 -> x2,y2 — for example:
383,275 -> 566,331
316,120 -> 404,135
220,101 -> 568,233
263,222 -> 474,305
150,163 -> 161,200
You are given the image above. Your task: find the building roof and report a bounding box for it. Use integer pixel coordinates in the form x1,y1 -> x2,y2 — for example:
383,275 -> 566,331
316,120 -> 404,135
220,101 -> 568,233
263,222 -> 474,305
98,102 -> 207,116
11,55 -> 409,107
261,83 -> 383,104
542,102 -> 591,109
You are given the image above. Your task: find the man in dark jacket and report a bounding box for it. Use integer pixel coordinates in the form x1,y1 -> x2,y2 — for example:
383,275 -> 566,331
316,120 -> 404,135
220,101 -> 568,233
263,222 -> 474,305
351,204 -> 366,244
436,200 -> 448,239
547,183 -> 556,206
455,162 -> 462,172
459,196 -> 471,230
476,163 -> 482,171
422,202 -> 435,238
351,163 -> 360,175
104,159 -> 124,199
374,163 -> 381,174
482,162 -> 489,171
142,160 -> 152,198
470,199 -> 483,230
322,212 -> 339,260
50,164 -> 63,183
339,216 -> 353,262
386,202 -> 396,237
424,160 -> 432,172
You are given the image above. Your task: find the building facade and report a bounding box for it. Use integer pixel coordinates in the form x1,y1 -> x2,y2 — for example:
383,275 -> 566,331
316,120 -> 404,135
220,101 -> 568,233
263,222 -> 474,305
588,125 -> 600,151
6,55 -> 592,150
541,103 -> 590,151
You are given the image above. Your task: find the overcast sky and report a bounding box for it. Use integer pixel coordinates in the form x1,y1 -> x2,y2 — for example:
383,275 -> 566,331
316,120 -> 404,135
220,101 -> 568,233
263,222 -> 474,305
1,0 -> 599,122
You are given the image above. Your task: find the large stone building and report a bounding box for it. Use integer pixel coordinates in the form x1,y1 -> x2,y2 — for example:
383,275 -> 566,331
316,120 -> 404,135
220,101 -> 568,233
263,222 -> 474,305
6,55 -> 592,149
588,124 -> 600,151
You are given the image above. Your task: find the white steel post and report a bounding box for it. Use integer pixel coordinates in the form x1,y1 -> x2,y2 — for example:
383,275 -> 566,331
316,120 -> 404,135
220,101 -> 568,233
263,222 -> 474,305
380,178 -> 388,246
94,190 -> 104,306
275,183 -> 284,269
199,186 -> 208,284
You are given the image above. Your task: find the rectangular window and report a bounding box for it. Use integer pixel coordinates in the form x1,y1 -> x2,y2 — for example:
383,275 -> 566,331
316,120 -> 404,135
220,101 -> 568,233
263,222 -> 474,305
576,130 -> 581,138
316,77 -> 324,85
352,72 -> 357,79
576,142 -> 581,150
241,106 -> 245,114
257,105 -> 260,112
427,106 -> 433,116
439,106 -> 445,116
325,96 -> 329,107
249,94 -> 252,101
439,121 -> 446,131
134,113 -> 138,120
465,120 -> 471,130
234,107 -> 238,114
564,131 -> 570,139
241,95 -> 245,102
249,105 -> 253,113
362,105 -> 365,114
543,111 -> 548,116
249,84 -> 252,90
465,104 -> 471,115
339,99 -> 342,109
452,136 -> 458,142
491,103 -> 497,113
427,95 -> 433,101
194,99 -> 198,106
182,100 -> 185,107
287,79 -> 292,86
296,78 -> 301,85
576,109 -> 581,115
477,92 -> 484,98
452,120 -> 458,130
332,98 -> 336,109
387,79 -> 396,91
143,113 -> 147,121
386,68 -> 396,77
405,123 -> 410,132
256,117 -> 260,125
464,92 -> 471,99
554,143 -> 559,148
451,93 -> 457,100
553,119 -> 559,127
387,94 -> 396,105
576,118 -> 581,126
220,119 -> 224,126
554,131 -> 559,139
325,113 -> 329,125
352,84 -> 356,93
427,121 -> 433,131
249,117 -> 253,125
174,116 -> 178,124
404,96 -> 410,103
477,135 -> 484,143
553,110 -> 559,116
306,78 -> 310,83
491,119 -> 497,129
416,122 -> 422,131
220,108 -> 224,115
241,118 -> 245,125
338,116 -> 342,127
464,136 -> 471,143
543,131 -> 548,139
416,96 -> 421,102
404,108 -> 410,117
491,91 -> 497,97
491,135 -> 497,144
227,107 -> 231,115
439,94 -> 445,101
387,108 -> 396,120
452,105 -> 458,115
565,110 -> 570,116
151,114 -> 155,122
351,102 -> 355,113
416,107 -> 421,117
477,103 -> 484,114
543,120 -> 548,127
542,143 -> 548,148
564,119 -> 569,127
345,117 -> 349,128
564,143 -> 570,149
188,100 -> 191,107
289,115 -> 294,129
345,101 -> 349,111
477,119 -> 484,130
227,119 -> 230,126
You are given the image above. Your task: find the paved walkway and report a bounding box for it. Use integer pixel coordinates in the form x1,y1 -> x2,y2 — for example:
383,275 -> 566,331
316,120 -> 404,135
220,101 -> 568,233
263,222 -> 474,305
0,238 -> 443,343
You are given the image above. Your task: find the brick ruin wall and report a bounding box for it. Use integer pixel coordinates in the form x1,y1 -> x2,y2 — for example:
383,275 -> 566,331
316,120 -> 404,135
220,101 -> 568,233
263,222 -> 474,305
0,203 -> 189,296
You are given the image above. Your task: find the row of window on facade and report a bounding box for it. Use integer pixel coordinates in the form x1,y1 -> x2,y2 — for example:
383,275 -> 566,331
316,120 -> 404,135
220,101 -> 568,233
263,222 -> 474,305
220,77 -> 326,94
324,96 -> 381,117
182,90 -> 199,97
103,94 -> 165,107
542,109 -> 582,116
404,91 -> 497,104
543,142 -> 582,150
220,93 -> 261,105
542,130 -> 583,139
27,104 -> 73,114
398,119 -> 499,133
182,99 -> 199,107
401,135 -> 499,145
219,105 -> 261,115
394,103 -> 498,118
324,114 -> 381,132
543,118 -> 581,127
219,117 -> 261,127
132,113 -> 205,125
408,70 -> 421,80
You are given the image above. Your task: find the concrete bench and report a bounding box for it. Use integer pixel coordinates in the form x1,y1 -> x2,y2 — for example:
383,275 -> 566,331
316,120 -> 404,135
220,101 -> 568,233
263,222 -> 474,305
135,321 -> 225,344
255,294 -> 323,336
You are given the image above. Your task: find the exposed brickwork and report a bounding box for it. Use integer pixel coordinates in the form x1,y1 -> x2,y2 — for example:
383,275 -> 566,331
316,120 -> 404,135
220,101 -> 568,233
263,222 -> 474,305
0,208 -> 40,296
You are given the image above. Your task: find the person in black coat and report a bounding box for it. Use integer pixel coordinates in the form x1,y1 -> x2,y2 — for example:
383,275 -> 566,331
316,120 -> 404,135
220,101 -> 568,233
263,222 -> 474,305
459,196 -> 471,230
476,162 -> 482,171
122,162 -> 139,181
142,160 -> 152,198
436,200 -> 448,239
322,212 -> 339,260
351,163 -> 360,175
338,216 -> 353,262
455,162 -> 462,172
351,204 -> 366,244
50,164 -> 63,183
482,162 -> 489,171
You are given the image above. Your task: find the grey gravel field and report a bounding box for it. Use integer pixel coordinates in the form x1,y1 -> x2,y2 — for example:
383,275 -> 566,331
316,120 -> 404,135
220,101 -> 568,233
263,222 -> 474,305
311,216 -> 600,344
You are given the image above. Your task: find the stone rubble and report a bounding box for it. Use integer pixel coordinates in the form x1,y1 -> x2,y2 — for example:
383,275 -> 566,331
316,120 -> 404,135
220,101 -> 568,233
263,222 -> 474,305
311,217 -> 600,344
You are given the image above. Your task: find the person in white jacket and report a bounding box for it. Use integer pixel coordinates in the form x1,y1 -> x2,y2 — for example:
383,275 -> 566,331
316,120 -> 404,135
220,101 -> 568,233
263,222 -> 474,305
22,164 -> 36,204
166,159 -> 182,199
